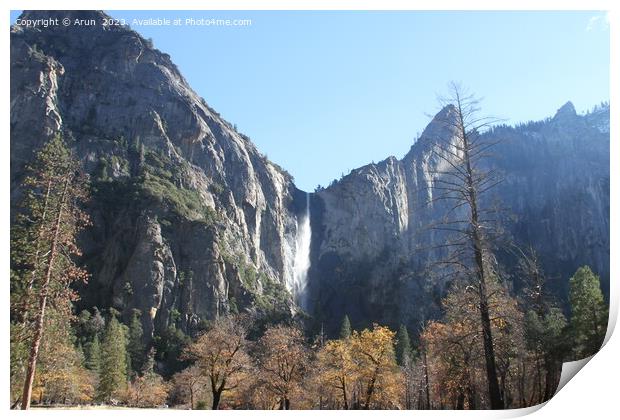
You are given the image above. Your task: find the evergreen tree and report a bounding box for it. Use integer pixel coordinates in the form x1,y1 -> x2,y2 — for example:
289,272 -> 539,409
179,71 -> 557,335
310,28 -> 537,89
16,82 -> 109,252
85,334 -> 101,372
153,325 -> 191,377
142,347 -> 156,375
10,134 -> 90,409
519,248 -> 569,402
75,308 -> 105,345
339,315 -> 352,339
76,310 -> 93,346
97,310 -> 128,402
569,266 -> 608,358
524,307 -> 569,401
127,309 -> 145,375
90,307 -> 106,336
395,324 -> 412,366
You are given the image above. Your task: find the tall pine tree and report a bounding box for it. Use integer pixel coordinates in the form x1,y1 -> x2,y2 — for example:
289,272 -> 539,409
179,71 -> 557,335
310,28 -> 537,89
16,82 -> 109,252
85,334 -> 101,372
127,309 -> 145,376
395,324 -> 413,366
97,310 -> 129,402
10,134 -> 89,409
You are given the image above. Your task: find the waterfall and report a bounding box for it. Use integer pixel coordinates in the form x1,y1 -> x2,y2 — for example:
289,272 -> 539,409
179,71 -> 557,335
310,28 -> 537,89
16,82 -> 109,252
292,192 -> 311,310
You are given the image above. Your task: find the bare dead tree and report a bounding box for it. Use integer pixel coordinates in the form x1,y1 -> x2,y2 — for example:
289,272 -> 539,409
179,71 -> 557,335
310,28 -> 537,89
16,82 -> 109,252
515,245 -> 551,317
424,82 -> 506,409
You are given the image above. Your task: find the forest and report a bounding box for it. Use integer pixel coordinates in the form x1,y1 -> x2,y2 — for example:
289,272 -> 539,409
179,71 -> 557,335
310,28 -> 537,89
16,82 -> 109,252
9,88 -> 609,410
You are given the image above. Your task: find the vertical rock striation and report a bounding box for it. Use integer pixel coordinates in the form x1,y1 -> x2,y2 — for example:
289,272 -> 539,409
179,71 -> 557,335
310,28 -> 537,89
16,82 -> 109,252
10,10 -> 308,338
10,10 -> 609,341
311,102 -> 609,334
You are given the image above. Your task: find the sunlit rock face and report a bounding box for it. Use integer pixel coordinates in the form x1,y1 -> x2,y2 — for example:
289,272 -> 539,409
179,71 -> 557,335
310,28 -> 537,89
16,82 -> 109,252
310,102 -> 609,334
10,10 -> 310,338
11,10 -> 609,340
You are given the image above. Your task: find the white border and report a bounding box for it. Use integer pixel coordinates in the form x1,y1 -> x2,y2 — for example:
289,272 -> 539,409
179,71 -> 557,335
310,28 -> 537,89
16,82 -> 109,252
2,1 -> 617,419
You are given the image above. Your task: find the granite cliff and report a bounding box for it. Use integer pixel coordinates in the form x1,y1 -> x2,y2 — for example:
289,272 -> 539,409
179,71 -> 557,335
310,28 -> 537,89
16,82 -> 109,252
11,10 -> 309,339
309,101 -> 609,333
10,11 -> 610,340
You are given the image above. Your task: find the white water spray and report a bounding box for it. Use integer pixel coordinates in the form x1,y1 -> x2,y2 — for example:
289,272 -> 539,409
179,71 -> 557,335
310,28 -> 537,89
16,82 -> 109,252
292,192 -> 312,310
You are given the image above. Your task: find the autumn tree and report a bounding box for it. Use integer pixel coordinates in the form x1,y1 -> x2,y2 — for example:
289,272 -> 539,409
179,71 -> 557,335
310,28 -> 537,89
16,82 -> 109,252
183,315 -> 252,410
315,339 -> 357,409
421,278 -> 525,409
126,374 -> 169,408
350,324 -> 402,409
171,365 -> 208,409
569,266 -> 608,358
126,349 -> 169,408
10,134 -> 90,409
30,306 -> 95,405
256,324 -> 310,409
426,83 -> 506,408
97,310 -> 129,402
422,317 -> 480,408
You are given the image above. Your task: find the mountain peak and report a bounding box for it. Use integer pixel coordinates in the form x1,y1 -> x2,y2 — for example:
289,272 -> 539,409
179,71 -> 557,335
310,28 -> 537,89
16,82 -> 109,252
403,104 -> 459,161
554,101 -> 577,119
426,104 -> 459,133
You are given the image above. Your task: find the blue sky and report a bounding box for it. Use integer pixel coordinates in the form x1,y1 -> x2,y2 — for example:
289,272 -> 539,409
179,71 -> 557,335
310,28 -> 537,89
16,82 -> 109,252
11,10 -> 610,191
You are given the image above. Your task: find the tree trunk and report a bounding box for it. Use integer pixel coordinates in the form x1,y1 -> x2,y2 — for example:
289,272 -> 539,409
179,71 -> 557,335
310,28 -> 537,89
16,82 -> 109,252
341,377 -> 349,409
456,391 -> 465,409
423,348 -> 431,409
363,367 -> 379,409
467,383 -> 477,410
458,106 -> 504,409
278,396 -> 291,410
543,357 -> 557,401
21,176 -> 70,410
536,354 -> 543,403
26,180 -> 52,292
212,390 -> 222,410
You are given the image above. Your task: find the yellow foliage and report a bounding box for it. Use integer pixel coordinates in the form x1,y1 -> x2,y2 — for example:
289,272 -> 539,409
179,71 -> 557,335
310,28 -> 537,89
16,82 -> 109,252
421,281 -> 526,409
350,324 -> 403,409
255,325 -> 309,409
30,307 -> 96,406
315,339 -> 357,409
182,316 -> 252,409
126,373 -> 170,408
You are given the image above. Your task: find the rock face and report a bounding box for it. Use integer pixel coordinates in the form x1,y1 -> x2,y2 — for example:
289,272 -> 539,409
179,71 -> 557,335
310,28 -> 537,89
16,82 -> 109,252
10,10 -> 308,337
310,101 -> 609,334
10,11 -> 609,340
